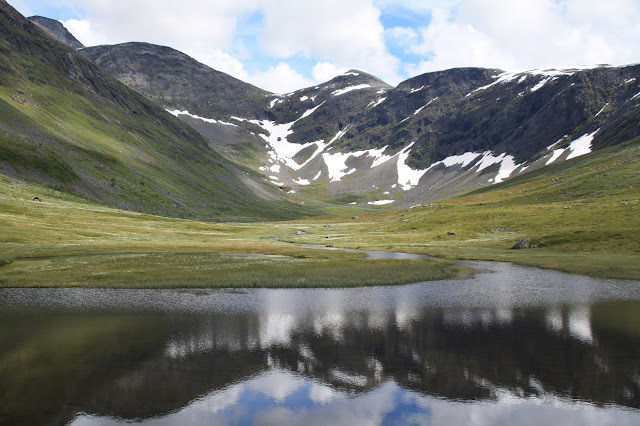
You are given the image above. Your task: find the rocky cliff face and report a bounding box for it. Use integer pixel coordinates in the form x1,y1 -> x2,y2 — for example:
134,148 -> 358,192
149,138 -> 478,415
28,15 -> 84,49
82,43 -> 270,119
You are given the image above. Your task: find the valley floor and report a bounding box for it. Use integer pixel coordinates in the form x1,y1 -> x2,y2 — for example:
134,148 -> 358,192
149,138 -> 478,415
1,139 -> 639,287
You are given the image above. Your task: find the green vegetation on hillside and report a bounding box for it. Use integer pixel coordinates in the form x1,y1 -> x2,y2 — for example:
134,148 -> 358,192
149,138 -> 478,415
0,2 -> 310,221
290,139 -> 640,280
1,139 -> 639,287
0,174 -> 470,288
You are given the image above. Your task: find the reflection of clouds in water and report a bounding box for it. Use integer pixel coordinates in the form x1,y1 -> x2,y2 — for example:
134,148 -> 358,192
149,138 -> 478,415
313,311 -> 345,341
546,307 -> 564,334
545,305 -> 594,344
330,368 -> 369,387
404,387 -> 640,426
70,371 -> 640,426
309,382 -> 341,404
442,308 -> 515,328
395,302 -> 421,331
260,311 -> 296,348
247,369 -> 307,402
568,306 -> 593,344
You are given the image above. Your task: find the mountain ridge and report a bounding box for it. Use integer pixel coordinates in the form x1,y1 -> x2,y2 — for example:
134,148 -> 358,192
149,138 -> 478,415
28,15 -> 84,49
0,2 -> 310,220
7,9 -> 640,210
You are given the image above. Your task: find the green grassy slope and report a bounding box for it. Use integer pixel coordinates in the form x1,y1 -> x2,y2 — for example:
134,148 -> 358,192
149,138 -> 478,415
289,139 -> 640,280
0,2 -> 310,221
0,139 -> 637,287
0,173 -> 470,287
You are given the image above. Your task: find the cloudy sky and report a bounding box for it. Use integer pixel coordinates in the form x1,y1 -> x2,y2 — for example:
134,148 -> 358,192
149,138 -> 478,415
9,0 -> 640,93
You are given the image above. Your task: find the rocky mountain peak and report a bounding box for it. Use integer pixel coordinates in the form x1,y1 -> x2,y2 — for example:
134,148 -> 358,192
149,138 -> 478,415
28,15 -> 84,49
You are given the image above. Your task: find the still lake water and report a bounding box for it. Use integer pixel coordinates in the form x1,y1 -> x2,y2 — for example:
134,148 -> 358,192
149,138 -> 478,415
1,260 -> 640,425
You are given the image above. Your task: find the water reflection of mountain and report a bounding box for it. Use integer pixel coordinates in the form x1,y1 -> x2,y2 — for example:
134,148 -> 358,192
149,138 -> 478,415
2,302 -> 639,424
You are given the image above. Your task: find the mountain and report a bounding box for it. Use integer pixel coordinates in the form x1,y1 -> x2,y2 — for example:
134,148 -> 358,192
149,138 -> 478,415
82,40 -> 640,206
82,42 -> 269,119
0,2 -> 308,220
6,10 -> 640,212
28,15 -> 84,49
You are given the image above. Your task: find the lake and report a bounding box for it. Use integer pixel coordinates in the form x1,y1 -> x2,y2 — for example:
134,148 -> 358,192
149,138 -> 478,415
1,260 -> 639,425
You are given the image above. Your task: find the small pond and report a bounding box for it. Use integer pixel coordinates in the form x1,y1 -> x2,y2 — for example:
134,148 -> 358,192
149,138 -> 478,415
1,260 -> 640,425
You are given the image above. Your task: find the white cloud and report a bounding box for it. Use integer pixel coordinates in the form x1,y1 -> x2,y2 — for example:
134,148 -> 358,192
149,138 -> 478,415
312,62 -> 348,83
403,0 -> 640,75
14,0 -> 640,92
192,48 -> 251,83
62,18 -> 102,46
249,62 -> 315,94
258,0 -> 402,85
6,0 -> 32,17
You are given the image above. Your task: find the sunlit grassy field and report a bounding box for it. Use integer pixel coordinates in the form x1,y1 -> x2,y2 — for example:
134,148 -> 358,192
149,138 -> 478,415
0,174 -> 471,288
1,138 -> 639,287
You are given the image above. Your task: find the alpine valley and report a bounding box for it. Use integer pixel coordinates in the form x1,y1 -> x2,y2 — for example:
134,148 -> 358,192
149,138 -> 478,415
0,1 -> 638,284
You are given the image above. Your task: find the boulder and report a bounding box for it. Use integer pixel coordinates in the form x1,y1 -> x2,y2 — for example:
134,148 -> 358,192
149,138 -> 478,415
512,237 -> 531,249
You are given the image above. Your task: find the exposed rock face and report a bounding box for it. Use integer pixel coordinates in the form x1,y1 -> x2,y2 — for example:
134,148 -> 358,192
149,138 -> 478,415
28,16 -> 84,49
512,238 -> 532,249
81,43 -> 270,119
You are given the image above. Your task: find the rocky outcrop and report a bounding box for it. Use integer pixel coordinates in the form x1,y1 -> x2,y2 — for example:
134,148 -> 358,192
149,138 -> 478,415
512,238 -> 532,249
81,43 -> 270,119
28,16 -> 84,49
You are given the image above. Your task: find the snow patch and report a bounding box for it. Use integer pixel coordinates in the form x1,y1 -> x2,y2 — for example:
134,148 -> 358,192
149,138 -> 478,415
239,102 -> 328,171
368,146 -> 395,168
299,101 -> 325,119
299,96 -> 309,102
322,151 -> 367,182
294,178 -> 311,185
594,103 -> 609,117
270,165 -> 281,173
530,77 -> 551,92
397,143 -> 428,190
332,84 -> 371,96
368,200 -> 395,205
342,71 -> 359,76
567,129 -> 599,159
269,98 -> 283,108
547,136 -> 567,151
475,152 -> 507,172
546,149 -> 565,165
624,78 -> 636,84
312,171 -> 322,181
414,97 -> 438,115
631,91 -> 640,101
472,66 -> 605,94
166,109 -> 237,127
367,97 -> 387,108
440,152 -> 481,168
410,85 -> 425,93
494,156 -> 519,183
433,151 -> 521,184
546,129 -> 599,164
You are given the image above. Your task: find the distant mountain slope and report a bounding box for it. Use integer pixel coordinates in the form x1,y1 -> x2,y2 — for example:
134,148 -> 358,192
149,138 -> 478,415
28,15 -> 84,49
82,42 -> 270,119
82,38 -> 640,206
0,2 -> 308,221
